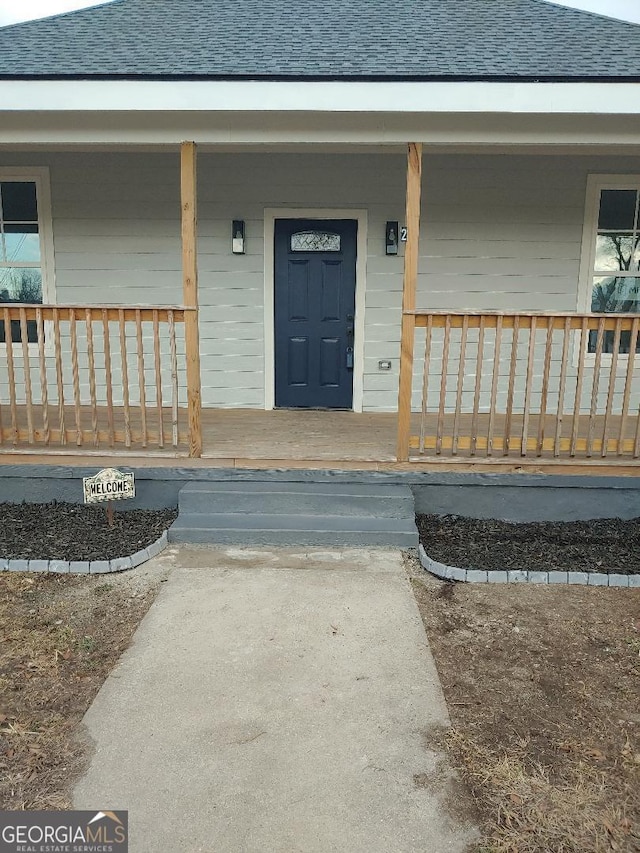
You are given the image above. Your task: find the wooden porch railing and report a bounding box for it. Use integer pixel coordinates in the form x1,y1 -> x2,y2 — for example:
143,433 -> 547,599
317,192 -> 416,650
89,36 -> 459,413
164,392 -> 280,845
398,310 -> 640,462
0,304 -> 196,454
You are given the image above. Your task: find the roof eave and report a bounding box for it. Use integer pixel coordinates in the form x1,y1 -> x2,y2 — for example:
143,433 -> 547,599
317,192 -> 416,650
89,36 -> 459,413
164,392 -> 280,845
1,72 -> 640,83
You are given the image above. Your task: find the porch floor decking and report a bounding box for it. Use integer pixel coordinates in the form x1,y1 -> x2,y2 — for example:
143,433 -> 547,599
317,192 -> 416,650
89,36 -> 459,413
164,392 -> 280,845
1,406 -> 638,473
201,409 -> 639,466
202,409 -> 399,464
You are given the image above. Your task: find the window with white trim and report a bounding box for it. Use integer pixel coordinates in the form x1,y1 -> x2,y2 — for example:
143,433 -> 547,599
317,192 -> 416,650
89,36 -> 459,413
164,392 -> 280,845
581,176 -> 640,354
0,169 -> 54,344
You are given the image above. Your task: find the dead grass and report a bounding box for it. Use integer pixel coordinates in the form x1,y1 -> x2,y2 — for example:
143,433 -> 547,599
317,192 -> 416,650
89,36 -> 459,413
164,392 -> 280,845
0,566 -> 167,809
448,730 -> 636,853
408,557 -> 640,853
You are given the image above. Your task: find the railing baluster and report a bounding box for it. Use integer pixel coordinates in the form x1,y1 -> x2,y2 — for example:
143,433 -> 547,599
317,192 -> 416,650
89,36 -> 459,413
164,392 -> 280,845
601,317 -> 621,458
35,307 -> 50,446
69,308 -> 83,446
53,308 -> 66,445
168,310 -> 179,449
19,307 -> 35,444
102,309 -> 115,448
586,316 -> 605,458
118,309 -> 132,449
570,316 -> 588,457
618,316 -> 638,457
0,362 -> 3,444
86,309 -> 99,447
470,317 -> 486,457
418,315 -> 433,455
4,307 -> 18,445
504,316 -> 519,456
153,309 -> 164,449
136,308 -> 148,448
554,316 -> 571,457
536,317 -> 554,457
452,315 -> 468,456
436,316 -> 451,456
521,316 -> 536,457
487,317 -> 502,456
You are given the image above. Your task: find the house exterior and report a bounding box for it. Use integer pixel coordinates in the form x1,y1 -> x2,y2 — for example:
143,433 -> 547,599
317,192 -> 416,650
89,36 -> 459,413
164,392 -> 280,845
0,0 -> 640,473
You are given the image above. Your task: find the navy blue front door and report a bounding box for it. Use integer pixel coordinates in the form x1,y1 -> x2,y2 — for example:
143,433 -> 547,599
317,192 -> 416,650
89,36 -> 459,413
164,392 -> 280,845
274,219 -> 357,409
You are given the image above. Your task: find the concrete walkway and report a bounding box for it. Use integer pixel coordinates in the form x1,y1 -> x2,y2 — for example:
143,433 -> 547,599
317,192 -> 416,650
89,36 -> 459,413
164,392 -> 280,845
74,546 -> 476,853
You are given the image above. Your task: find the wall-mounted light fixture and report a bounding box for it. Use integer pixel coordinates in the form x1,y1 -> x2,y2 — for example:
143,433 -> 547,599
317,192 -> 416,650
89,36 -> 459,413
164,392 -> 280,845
232,220 -> 245,254
385,221 -> 399,256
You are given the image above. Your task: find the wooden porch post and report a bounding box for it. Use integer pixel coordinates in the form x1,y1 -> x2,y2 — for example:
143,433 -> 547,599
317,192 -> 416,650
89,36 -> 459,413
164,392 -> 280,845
181,141 -> 202,457
396,142 -> 423,461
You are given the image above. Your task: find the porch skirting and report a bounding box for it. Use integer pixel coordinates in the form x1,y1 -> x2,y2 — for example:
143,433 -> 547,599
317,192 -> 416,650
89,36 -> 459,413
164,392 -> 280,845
2,465 -> 640,522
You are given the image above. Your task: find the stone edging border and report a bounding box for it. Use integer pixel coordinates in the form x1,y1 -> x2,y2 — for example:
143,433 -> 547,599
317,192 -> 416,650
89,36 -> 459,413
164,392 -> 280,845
419,544 -> 639,588
0,531 -> 169,575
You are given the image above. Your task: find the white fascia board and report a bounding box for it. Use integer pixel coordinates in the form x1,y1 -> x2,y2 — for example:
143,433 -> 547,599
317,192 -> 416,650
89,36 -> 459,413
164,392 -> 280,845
1,80 -> 640,115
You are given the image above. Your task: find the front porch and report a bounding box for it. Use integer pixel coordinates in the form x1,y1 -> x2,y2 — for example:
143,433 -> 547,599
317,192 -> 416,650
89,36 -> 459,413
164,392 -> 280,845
1,143 -> 640,475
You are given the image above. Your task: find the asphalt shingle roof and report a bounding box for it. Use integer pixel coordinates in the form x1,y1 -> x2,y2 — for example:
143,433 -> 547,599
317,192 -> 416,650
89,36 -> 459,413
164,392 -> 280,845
0,0 -> 639,80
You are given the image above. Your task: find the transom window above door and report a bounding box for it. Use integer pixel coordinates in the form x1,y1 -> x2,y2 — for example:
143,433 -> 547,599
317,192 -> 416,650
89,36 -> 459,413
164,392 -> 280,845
290,230 -> 341,252
582,178 -> 640,354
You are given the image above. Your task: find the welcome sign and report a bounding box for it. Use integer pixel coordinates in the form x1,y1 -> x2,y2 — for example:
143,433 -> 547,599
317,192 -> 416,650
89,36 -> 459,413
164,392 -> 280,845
83,468 -> 135,504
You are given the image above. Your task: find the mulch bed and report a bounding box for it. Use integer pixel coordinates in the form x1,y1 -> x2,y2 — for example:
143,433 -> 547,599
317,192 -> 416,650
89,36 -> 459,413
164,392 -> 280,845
417,514 -> 640,575
0,502 -> 177,562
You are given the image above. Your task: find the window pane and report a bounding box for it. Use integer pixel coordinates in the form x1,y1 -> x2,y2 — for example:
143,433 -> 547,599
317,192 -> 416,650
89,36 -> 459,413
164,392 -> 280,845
589,276 -> 640,354
0,318 -> 38,344
598,190 -> 637,231
1,182 -> 38,222
291,231 -> 341,252
588,327 -> 640,354
3,231 -> 40,263
595,234 -> 635,271
0,267 -> 43,303
591,276 -> 640,313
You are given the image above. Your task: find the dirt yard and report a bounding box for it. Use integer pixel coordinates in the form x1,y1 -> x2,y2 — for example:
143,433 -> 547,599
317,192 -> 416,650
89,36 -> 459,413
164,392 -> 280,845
0,559 -> 168,809
408,555 -> 640,853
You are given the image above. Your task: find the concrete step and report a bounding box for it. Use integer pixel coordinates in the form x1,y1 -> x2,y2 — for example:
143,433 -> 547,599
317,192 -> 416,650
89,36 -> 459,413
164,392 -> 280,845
168,513 -> 418,547
177,481 -> 414,518
171,480 -> 418,548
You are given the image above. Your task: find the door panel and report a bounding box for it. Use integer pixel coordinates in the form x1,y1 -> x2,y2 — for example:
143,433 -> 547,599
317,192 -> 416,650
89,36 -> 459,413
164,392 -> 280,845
275,219 -> 357,409
288,337 -> 309,386
320,261 -> 342,321
288,260 -> 310,320
319,337 -> 341,387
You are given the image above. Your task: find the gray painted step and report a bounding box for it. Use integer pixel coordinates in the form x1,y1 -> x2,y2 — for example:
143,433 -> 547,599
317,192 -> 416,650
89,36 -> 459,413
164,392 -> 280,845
169,514 -> 418,547
178,481 -> 414,518
171,481 -> 418,547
